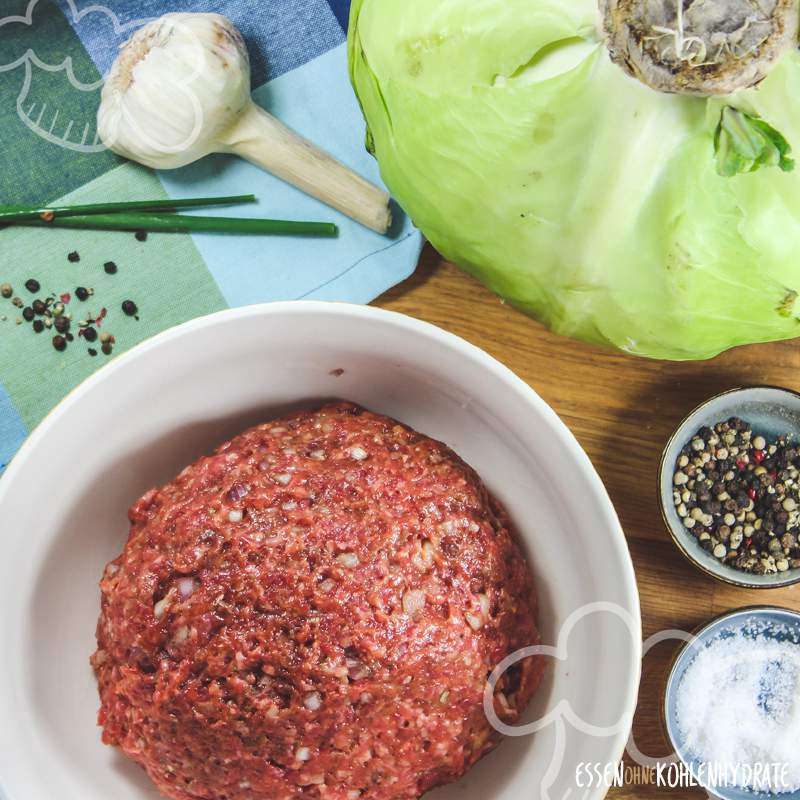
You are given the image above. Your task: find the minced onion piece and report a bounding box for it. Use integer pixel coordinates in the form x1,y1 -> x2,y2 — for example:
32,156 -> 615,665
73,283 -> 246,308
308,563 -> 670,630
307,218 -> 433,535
465,613 -> 483,631
177,577 -> 196,600
402,589 -> 426,617
173,625 -> 190,644
154,594 -> 172,619
478,592 -> 490,617
337,552 -> 359,568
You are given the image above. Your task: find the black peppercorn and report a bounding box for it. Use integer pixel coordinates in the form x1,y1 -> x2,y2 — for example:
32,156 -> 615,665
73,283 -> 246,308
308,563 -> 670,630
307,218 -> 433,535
736,493 -> 749,509
32,319 -> 44,333
135,230 -> 148,241
31,299 -> 46,315
75,286 -> 89,302
88,347 -> 98,357
121,299 -> 138,317
54,316 -> 70,334
67,251 -> 80,263
103,261 -> 118,275
22,306 -> 34,322
24,278 -> 40,293
83,326 -> 98,342
52,335 -> 66,351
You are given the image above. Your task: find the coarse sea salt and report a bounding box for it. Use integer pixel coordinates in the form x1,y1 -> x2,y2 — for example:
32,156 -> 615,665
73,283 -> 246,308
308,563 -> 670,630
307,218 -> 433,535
676,622 -> 800,793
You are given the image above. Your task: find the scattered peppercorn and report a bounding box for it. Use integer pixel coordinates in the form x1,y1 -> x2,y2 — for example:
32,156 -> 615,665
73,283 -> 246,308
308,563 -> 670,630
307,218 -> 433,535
135,230 -> 148,242
3,264 -> 129,358
673,417 -> 800,576
67,251 -> 80,263
121,299 -> 138,317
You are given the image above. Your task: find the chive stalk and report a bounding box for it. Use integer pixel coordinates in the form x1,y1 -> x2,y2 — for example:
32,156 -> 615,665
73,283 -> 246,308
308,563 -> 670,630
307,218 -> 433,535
17,212 -> 338,237
0,194 -> 257,223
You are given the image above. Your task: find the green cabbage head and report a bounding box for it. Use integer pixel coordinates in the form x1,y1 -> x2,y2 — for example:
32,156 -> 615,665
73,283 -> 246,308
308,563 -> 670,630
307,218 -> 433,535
348,0 -> 800,360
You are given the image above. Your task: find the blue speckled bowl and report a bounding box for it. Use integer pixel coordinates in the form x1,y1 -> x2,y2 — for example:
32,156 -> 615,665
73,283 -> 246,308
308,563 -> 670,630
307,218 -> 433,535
664,607 -> 800,800
659,386 -> 800,589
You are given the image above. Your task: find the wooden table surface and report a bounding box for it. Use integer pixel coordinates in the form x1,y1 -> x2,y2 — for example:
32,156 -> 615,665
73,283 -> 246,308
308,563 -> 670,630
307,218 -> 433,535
374,245 -> 800,800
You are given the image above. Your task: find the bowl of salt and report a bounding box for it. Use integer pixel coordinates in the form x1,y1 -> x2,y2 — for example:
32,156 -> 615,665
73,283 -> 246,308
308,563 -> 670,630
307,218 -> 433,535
664,607 -> 800,799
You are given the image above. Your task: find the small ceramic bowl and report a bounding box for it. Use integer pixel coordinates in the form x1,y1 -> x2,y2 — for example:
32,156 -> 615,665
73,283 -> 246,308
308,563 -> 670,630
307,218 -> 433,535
659,386 -> 800,589
664,606 -> 800,800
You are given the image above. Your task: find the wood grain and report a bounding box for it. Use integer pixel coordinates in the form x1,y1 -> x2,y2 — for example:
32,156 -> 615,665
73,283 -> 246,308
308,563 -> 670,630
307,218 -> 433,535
374,245 -> 800,799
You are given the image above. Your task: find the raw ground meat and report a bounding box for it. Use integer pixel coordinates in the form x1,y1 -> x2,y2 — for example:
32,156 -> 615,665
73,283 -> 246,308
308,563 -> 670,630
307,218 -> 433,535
92,402 -> 544,800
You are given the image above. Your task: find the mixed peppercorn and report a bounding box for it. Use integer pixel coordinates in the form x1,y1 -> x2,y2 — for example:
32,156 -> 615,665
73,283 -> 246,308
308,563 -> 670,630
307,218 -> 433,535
673,417 -> 800,576
0,250 -> 140,357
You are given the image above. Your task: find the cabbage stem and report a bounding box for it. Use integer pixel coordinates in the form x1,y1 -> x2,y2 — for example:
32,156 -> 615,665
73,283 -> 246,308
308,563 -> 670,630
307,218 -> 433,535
602,0 -> 799,95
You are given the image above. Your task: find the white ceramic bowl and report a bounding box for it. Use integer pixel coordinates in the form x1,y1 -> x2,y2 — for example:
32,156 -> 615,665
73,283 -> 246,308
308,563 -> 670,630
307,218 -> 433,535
0,302 -> 640,800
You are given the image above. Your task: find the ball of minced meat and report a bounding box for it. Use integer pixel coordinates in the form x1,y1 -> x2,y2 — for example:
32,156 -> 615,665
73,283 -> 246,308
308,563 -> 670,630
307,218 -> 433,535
92,403 -> 543,800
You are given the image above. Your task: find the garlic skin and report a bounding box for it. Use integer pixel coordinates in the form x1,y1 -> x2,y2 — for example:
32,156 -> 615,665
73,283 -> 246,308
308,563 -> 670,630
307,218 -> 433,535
98,13 -> 251,168
98,12 -> 392,233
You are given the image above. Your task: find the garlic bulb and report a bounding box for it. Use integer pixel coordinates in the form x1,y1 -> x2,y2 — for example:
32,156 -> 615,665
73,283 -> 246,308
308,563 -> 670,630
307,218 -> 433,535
98,13 -> 391,233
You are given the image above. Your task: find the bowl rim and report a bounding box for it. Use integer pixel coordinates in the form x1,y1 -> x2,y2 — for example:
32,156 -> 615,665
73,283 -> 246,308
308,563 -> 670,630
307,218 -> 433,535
0,300 -> 643,800
662,604 -> 800,797
657,385 -> 800,590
